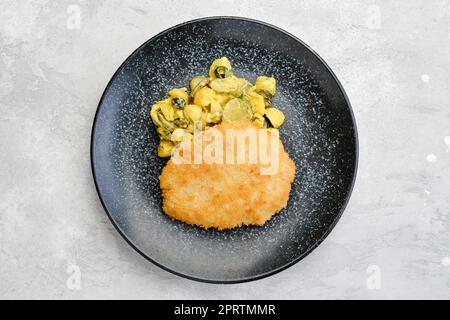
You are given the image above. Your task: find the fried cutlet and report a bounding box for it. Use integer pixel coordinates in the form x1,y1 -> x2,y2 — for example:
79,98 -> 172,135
159,121 -> 295,230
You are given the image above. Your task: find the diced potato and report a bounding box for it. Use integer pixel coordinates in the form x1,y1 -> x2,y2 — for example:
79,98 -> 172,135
200,111 -> 208,129
235,77 -> 252,95
184,104 -> 203,122
245,85 -> 257,95
266,128 -> 279,137
252,113 -> 266,128
211,77 -> 251,97
189,76 -> 208,92
206,112 -> 221,123
186,124 -> 194,133
214,93 -> 233,106
168,88 -> 189,102
249,93 -> 265,115
255,76 -> 276,96
171,128 -> 192,142
170,128 -> 185,142
157,140 -> 174,157
209,77 -> 239,94
194,86 -> 216,107
210,101 -> 222,114
265,107 -> 285,128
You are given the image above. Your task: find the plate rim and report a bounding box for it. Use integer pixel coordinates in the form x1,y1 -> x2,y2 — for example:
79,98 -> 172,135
90,15 -> 359,284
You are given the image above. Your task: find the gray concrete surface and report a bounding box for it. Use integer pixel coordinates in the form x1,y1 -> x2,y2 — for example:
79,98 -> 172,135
0,0 -> 449,299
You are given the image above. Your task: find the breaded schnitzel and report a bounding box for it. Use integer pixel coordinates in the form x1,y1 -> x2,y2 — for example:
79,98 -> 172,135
159,121 -> 295,230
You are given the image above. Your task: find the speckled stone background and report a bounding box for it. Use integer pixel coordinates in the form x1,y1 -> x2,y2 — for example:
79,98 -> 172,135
1,0 -> 449,299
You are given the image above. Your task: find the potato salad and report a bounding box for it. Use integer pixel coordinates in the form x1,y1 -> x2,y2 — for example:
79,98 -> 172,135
150,57 -> 285,157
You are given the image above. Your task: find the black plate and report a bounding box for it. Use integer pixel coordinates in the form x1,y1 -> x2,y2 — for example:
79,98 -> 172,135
91,17 -> 358,283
